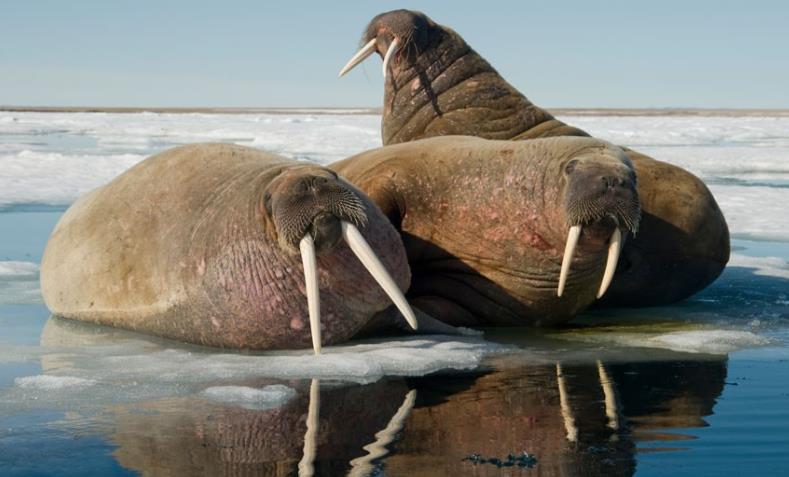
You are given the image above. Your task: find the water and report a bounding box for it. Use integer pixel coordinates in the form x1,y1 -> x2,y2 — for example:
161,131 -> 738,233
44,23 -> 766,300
1,111 -> 788,476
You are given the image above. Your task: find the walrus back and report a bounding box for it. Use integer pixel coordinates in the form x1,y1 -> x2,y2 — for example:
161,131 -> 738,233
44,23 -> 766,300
40,143 -> 288,325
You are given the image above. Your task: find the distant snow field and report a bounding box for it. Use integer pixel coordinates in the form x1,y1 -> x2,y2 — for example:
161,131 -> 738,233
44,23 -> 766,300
1,111 -> 787,244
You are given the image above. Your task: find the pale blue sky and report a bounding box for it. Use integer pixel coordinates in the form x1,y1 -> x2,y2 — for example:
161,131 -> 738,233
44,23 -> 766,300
1,1 -> 787,108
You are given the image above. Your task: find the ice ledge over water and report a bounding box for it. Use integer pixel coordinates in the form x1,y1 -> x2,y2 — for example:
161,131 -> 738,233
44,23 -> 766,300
555,327 -> 771,355
0,261 -> 39,277
0,260 -> 41,305
97,336 -> 514,385
647,330 -> 772,355
0,330 -> 513,415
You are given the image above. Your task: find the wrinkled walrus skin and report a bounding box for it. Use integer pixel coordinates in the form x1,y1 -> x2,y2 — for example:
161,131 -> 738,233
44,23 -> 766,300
332,136 -> 640,327
40,143 -> 410,350
340,9 -> 730,307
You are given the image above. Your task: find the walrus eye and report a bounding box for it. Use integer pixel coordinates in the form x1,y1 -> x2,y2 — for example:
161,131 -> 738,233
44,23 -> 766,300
564,160 -> 578,175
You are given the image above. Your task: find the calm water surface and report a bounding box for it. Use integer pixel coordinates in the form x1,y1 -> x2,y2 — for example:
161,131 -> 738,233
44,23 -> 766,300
0,212 -> 787,476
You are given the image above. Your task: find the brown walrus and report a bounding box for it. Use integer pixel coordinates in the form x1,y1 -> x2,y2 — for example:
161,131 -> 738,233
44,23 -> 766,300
332,136 -> 641,326
40,143 -> 417,352
339,9 -> 730,307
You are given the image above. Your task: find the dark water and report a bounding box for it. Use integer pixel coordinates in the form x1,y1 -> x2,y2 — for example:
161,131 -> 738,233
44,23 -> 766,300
1,212 -> 789,476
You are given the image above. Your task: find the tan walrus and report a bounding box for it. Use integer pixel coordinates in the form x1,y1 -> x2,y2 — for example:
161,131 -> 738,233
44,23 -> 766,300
332,136 -> 640,326
40,143 -> 417,352
339,9 -> 730,307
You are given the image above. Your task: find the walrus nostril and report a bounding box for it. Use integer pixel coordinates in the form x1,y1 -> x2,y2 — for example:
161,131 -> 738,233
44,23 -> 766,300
600,176 -> 630,191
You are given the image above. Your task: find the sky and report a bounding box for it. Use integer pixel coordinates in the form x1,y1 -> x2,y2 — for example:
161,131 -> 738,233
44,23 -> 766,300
1,0 -> 788,109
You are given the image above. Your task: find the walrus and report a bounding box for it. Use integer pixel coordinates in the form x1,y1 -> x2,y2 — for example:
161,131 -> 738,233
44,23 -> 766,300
331,135 -> 641,326
339,9 -> 730,307
40,143 -> 417,353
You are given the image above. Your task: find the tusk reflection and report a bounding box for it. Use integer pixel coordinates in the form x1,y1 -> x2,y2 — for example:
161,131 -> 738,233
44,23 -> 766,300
298,378 -> 321,477
348,389 -> 418,476
597,360 -> 622,432
556,363 -> 578,443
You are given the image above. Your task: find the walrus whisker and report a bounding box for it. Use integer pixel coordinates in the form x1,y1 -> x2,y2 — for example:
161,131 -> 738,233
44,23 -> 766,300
341,221 -> 418,330
557,224 -> 582,297
299,234 -> 322,354
382,38 -> 400,77
597,219 -> 623,298
339,38 -> 378,77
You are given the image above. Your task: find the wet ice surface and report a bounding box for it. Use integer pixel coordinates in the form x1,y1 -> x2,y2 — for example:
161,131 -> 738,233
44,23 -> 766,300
199,385 -> 297,410
1,111 -> 789,476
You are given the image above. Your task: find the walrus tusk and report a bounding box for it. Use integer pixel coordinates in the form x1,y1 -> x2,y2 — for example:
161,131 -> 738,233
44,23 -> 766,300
338,38 -> 378,77
381,38 -> 400,77
557,224 -> 582,297
299,234 -> 322,354
597,224 -> 623,298
341,221 -> 418,330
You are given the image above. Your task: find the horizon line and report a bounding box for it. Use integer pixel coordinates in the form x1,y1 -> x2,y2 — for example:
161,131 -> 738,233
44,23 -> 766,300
3,106 -> 789,117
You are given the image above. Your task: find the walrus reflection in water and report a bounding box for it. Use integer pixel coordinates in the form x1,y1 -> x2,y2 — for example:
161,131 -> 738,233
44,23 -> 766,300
40,143 -> 417,353
339,9 -> 730,307
333,136 -> 640,327
38,317 -> 726,477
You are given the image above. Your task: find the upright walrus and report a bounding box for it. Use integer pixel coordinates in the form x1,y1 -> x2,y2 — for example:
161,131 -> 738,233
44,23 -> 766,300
40,143 -> 417,353
332,136 -> 641,326
339,9 -> 730,306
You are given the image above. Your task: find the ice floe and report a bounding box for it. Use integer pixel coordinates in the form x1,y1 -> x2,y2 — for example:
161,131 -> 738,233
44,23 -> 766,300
0,315 -> 512,416
0,261 -> 41,304
199,384 -> 296,410
647,330 -> 771,355
15,375 -> 97,390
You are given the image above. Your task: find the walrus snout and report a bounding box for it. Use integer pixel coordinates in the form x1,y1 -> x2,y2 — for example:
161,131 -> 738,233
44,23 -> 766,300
265,170 -> 368,253
264,167 -> 417,354
558,150 -> 642,299
562,152 -> 641,234
339,9 -> 435,78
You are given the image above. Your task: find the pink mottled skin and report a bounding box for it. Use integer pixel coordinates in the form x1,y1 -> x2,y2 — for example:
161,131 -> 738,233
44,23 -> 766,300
40,143 -> 410,350
331,136 -> 637,326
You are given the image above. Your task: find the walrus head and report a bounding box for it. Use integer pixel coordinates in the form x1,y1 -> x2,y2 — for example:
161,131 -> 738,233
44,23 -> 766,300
263,165 -> 417,353
339,9 -> 550,145
339,10 -> 440,78
559,146 -> 641,298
